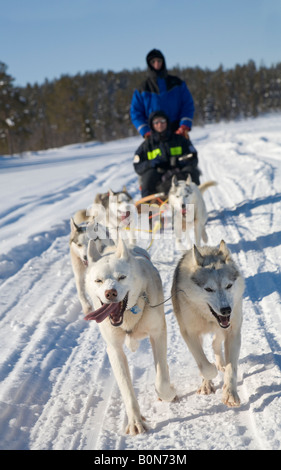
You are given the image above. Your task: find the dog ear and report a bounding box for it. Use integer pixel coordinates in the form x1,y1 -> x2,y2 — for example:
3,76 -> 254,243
93,193 -> 102,204
70,217 -> 78,233
115,237 -> 130,260
193,244 -> 204,266
186,174 -> 192,184
171,175 -> 178,187
87,239 -> 102,264
70,217 -> 84,233
218,240 -> 232,262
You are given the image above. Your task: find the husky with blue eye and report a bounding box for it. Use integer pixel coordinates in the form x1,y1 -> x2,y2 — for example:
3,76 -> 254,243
172,240 -> 245,407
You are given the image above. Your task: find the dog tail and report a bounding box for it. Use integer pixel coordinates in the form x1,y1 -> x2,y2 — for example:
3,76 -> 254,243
198,180 -> 217,194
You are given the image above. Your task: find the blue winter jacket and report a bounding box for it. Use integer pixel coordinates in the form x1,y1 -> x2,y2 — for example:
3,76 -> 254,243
130,74 -> 195,137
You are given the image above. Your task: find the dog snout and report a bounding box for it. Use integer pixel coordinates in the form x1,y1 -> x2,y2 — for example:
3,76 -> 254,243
105,289 -> 118,301
220,306 -> 231,316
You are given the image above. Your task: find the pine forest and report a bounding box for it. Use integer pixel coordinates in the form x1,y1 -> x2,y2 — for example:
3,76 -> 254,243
0,60 -> 280,155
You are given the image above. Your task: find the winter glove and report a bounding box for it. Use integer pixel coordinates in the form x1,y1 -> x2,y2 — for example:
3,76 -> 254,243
150,155 -> 163,168
177,157 -> 188,169
175,125 -> 190,139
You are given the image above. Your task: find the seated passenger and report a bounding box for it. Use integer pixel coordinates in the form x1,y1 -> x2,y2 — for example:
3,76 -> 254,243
133,111 -> 200,197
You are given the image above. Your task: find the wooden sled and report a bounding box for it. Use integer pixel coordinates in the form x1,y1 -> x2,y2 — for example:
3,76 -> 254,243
135,192 -> 168,213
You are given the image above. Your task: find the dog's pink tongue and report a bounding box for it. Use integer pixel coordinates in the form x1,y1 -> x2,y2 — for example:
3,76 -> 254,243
219,315 -> 230,328
84,302 -> 119,323
121,211 -> 130,221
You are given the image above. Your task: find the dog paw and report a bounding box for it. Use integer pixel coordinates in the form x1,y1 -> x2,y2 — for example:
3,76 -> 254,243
156,384 -> 177,402
158,394 -> 179,403
125,416 -> 147,435
222,385 -> 240,407
197,379 -> 215,395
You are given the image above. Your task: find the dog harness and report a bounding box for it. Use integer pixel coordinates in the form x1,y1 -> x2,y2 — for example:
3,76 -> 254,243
130,292 -> 149,314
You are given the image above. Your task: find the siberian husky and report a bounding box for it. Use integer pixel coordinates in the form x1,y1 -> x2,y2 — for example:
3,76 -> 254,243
69,218 -> 113,314
85,237 -> 176,435
171,241 -> 245,407
74,186 -> 136,244
168,175 -> 216,249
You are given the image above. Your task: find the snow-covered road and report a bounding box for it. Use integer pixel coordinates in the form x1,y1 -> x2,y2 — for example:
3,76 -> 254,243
0,114 -> 281,450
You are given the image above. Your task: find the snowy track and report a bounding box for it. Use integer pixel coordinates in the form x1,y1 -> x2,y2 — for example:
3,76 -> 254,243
0,115 -> 281,450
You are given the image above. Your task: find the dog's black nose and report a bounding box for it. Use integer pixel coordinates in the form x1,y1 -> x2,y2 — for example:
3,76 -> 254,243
105,289 -> 118,301
220,306 -> 231,316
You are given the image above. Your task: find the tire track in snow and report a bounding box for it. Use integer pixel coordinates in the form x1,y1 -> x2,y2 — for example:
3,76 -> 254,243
0,233 -> 88,449
29,322 -> 123,450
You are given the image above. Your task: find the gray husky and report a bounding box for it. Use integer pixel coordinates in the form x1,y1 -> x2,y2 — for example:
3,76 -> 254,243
74,186 -> 136,244
69,218 -> 113,314
69,218 -> 92,315
171,240 -> 245,407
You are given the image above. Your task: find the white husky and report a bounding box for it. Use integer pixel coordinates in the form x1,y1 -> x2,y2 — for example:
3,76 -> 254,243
171,240 -> 245,407
168,175 -> 216,249
85,238 -> 176,435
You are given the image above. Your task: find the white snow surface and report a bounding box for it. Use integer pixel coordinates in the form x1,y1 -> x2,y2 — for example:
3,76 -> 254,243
1,114 -> 281,451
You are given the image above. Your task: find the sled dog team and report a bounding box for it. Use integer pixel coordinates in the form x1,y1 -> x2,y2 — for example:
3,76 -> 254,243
70,180 -> 245,435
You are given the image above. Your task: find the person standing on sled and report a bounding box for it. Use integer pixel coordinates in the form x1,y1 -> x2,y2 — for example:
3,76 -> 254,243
133,111 -> 200,197
130,49 -> 194,139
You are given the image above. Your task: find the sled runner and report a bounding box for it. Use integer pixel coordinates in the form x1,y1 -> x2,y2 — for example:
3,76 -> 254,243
134,192 -> 169,244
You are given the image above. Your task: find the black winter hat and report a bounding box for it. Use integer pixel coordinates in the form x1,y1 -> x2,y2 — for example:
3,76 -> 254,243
146,49 -> 165,67
149,110 -> 170,129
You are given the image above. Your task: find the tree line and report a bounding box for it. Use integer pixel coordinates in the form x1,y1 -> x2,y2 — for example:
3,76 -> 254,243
1,60 -> 280,155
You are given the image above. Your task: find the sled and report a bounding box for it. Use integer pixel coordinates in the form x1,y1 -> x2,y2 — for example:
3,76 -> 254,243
134,191 -> 169,234
135,192 -> 167,211
135,192 -> 169,216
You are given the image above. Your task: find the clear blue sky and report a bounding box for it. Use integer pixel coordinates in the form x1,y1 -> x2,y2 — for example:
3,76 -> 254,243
1,0 -> 280,87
